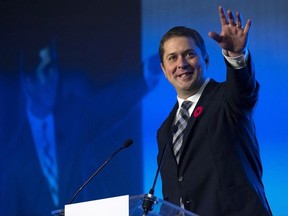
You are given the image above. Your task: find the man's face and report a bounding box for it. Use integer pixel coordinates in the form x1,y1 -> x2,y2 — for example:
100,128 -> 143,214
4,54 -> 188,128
27,47 -> 59,112
161,36 -> 208,99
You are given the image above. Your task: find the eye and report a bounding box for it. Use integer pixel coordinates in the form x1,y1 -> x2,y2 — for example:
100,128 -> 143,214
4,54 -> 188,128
167,55 -> 177,62
185,51 -> 196,58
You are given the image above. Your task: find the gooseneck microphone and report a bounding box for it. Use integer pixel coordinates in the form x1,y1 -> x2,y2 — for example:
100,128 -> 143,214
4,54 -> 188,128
142,126 -> 177,216
69,138 -> 133,205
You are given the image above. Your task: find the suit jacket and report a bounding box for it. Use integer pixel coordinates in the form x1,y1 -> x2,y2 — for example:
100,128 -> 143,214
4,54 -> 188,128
157,55 -> 272,216
0,96 -> 93,216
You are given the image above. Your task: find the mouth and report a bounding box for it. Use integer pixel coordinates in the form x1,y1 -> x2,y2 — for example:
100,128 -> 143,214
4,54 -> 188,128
176,71 -> 193,78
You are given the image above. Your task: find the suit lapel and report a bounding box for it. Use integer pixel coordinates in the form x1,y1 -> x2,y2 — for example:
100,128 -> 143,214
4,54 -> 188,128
158,103 -> 178,164
180,80 -> 218,163
159,80 -> 218,165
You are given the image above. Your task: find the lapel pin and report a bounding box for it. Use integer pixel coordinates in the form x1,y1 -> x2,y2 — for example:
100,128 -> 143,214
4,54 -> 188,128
193,106 -> 203,118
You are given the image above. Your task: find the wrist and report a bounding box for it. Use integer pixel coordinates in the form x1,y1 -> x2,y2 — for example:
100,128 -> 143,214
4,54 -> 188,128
222,48 -> 249,69
228,51 -> 245,57
223,49 -> 246,57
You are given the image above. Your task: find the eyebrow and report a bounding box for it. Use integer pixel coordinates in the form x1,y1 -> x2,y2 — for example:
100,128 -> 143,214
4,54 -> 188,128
165,48 -> 196,57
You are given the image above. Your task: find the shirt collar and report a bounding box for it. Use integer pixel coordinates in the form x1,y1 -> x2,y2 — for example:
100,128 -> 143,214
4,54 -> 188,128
177,78 -> 210,106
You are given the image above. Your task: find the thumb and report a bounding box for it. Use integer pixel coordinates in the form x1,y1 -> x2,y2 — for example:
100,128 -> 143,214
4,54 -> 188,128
208,31 -> 222,43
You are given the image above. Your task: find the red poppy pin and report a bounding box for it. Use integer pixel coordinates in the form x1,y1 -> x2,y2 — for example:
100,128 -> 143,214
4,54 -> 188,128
193,106 -> 203,118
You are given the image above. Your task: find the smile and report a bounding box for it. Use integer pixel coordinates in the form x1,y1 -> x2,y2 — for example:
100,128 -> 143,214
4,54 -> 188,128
177,72 -> 193,78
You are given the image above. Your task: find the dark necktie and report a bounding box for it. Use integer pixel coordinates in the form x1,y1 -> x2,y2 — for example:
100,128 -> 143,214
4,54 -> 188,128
42,121 -> 59,206
173,101 -> 192,164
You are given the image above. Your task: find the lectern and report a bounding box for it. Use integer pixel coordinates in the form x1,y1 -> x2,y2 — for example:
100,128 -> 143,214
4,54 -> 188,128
52,194 -> 198,216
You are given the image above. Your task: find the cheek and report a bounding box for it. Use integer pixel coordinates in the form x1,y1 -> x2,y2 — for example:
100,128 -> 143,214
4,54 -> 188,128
163,63 -> 176,76
164,68 -> 172,76
193,60 -> 205,72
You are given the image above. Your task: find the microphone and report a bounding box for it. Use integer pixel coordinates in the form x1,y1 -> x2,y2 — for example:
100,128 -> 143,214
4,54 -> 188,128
142,126 -> 177,216
69,138 -> 133,205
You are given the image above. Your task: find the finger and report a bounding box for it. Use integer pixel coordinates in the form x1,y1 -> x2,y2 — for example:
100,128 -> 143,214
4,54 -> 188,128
243,19 -> 252,34
218,5 -> 228,26
235,12 -> 243,28
227,10 -> 236,26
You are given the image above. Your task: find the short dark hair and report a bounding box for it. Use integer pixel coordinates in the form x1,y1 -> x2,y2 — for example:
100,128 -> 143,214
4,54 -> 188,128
159,26 -> 207,63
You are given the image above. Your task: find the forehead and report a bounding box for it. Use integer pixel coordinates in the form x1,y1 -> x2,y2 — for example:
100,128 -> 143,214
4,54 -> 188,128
163,36 -> 198,54
163,36 -> 196,49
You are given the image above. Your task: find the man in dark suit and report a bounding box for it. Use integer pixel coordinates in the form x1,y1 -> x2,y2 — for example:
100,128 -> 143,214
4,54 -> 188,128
157,6 -> 272,215
0,41 -> 93,216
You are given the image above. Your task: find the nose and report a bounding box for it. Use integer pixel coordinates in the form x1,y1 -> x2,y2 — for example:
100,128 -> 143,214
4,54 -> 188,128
177,56 -> 188,69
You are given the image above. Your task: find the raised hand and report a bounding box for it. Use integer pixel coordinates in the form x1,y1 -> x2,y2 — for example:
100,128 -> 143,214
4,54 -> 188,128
208,6 -> 251,57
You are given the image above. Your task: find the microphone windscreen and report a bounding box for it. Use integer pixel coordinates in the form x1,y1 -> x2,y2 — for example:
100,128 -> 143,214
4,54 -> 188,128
123,139 -> 133,148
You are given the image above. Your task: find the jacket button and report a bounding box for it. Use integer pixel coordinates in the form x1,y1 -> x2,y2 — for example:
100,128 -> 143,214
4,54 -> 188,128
178,176 -> 183,182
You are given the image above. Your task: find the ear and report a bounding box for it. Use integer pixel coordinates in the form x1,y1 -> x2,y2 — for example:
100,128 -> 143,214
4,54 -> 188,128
204,55 -> 209,68
160,63 -> 167,78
